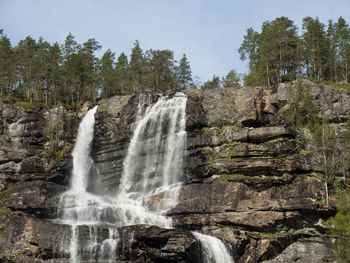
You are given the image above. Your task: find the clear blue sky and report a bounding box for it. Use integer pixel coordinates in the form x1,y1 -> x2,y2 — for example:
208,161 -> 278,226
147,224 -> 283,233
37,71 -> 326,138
0,0 -> 349,84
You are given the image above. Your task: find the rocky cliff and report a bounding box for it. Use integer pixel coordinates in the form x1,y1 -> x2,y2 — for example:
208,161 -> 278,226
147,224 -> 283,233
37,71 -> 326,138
1,79 -> 349,262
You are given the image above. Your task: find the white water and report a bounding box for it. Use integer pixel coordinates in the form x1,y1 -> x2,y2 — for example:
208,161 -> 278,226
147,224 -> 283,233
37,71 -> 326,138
70,106 -> 97,193
192,232 -> 234,263
116,93 -> 187,227
56,94 -> 233,262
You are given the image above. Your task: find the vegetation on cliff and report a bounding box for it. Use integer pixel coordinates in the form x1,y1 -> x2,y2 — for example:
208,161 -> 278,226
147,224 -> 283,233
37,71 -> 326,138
239,16 -> 350,86
0,30 -> 194,106
327,191 -> 350,262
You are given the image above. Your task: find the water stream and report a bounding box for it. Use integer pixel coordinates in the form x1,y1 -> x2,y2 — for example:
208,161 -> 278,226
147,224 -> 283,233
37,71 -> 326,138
56,93 -> 233,262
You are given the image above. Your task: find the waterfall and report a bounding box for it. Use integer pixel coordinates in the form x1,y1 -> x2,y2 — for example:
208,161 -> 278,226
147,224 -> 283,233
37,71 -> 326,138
192,232 -> 234,263
115,93 -> 187,227
70,106 -> 98,193
55,94 -> 234,262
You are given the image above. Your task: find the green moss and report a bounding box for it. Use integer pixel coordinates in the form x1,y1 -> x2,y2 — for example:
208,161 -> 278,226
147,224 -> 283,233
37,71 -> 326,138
46,144 -> 72,172
199,147 -> 213,155
210,120 -> 232,128
13,100 -> 43,111
98,102 -> 109,112
43,114 -> 65,158
299,149 -> 312,155
214,173 -> 244,183
0,223 -> 6,230
202,127 -> 212,134
324,80 -> 350,91
206,223 -> 289,238
0,207 -> 12,215
0,180 -> 53,202
293,172 -> 323,183
0,95 -> 45,110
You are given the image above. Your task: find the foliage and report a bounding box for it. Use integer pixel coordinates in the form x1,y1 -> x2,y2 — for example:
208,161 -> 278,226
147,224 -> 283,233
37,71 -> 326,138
327,190 -> 350,262
279,81 -> 319,132
240,16 -> 350,86
222,70 -> 241,88
176,54 -> 193,90
201,75 -> 221,89
0,32 -> 195,106
46,144 -> 72,171
43,114 -> 64,158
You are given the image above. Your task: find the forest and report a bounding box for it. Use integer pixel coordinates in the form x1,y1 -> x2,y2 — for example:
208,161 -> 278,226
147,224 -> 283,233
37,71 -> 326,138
239,16 -> 350,86
0,32 -> 194,106
0,16 -> 350,106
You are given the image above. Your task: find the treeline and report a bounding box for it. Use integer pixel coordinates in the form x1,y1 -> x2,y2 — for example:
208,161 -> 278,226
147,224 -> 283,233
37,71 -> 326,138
0,30 -> 194,106
239,16 -> 350,86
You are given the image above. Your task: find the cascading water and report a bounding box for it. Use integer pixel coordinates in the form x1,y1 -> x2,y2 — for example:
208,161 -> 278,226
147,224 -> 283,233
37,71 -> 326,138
115,93 -> 187,227
55,93 -> 234,262
192,232 -> 234,263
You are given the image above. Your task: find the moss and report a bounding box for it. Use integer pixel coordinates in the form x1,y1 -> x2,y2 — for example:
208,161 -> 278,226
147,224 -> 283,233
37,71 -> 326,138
0,95 -> 45,110
202,127 -> 213,134
293,172 -> 323,183
323,80 -> 350,91
214,173 -> 244,183
206,223 -> 289,238
98,102 -> 109,112
0,180 -> 54,203
46,144 -> 72,172
210,120 -> 232,128
13,100 -> 44,111
299,149 -> 312,155
199,147 -> 213,155
0,207 -> 12,215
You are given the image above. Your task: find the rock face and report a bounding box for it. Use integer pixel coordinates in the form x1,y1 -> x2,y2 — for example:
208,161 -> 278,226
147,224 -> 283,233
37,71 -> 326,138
1,80 -> 349,262
0,104 -> 78,190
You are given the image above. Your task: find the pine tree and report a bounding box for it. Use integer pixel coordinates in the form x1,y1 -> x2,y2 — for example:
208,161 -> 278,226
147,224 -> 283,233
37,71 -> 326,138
130,40 -> 145,93
99,49 -> 115,98
335,17 -> 350,83
176,53 -> 193,90
239,17 -> 299,85
146,49 -> 176,93
63,33 -> 78,59
115,52 -> 130,95
326,20 -> 338,81
302,17 -> 328,81
80,38 -> 101,101
201,75 -> 221,89
15,36 -> 38,100
0,33 -> 16,96
46,42 -> 62,105
222,70 -> 240,88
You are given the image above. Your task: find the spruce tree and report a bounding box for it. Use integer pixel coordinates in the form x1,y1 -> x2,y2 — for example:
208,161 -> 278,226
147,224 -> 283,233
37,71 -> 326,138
115,52 -> 130,95
99,49 -> 116,98
222,70 -> 240,88
130,40 -> 145,93
177,53 -> 193,90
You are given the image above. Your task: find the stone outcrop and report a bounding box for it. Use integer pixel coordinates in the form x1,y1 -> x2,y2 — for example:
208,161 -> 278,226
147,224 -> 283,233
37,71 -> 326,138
0,104 -> 78,190
1,80 -> 349,262
0,215 -> 201,263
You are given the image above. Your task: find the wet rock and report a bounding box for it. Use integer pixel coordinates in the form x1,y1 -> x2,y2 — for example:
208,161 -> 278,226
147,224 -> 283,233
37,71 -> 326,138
0,217 -> 202,263
0,180 -> 65,217
93,95 -> 137,192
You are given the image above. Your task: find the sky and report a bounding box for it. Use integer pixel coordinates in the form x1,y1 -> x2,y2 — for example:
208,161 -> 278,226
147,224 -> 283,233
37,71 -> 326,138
0,0 -> 349,84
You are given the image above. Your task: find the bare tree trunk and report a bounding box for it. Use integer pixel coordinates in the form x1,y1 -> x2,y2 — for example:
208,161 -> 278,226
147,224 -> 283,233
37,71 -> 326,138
346,56 -> 348,83
325,181 -> 329,207
322,115 -> 329,207
334,60 -> 338,82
